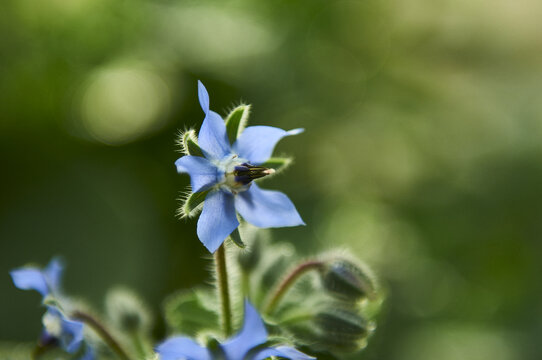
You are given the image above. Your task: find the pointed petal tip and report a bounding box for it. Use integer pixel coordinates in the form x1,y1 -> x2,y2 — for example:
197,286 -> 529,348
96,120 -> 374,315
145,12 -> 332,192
287,128 -> 305,135
203,240 -> 221,254
197,81 -> 210,114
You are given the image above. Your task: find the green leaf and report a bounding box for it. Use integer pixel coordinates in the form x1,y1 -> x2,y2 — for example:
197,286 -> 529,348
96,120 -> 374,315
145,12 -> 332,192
229,228 -> 245,248
225,104 -> 251,144
260,157 -> 293,175
163,289 -> 219,335
180,190 -> 210,218
177,129 -> 204,156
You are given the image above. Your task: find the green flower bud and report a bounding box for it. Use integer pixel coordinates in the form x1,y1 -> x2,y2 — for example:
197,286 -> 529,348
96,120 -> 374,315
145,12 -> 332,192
315,308 -> 370,352
322,259 -> 377,302
105,287 -> 151,334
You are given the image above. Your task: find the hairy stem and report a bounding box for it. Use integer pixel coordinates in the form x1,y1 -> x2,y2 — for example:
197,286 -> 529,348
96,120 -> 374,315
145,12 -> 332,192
72,310 -> 131,360
265,260 -> 325,315
215,244 -> 233,336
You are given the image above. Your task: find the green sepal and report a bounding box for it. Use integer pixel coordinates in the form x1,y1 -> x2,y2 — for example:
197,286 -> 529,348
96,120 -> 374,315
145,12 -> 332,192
179,190 -> 210,218
163,289 -> 219,336
260,157 -> 293,175
229,228 -> 245,248
225,104 -> 251,144
42,295 -> 63,311
177,129 -> 204,157
206,338 -> 227,360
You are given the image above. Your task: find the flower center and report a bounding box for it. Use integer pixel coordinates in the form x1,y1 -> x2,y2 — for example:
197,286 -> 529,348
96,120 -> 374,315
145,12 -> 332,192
43,312 -> 63,337
218,155 -> 274,194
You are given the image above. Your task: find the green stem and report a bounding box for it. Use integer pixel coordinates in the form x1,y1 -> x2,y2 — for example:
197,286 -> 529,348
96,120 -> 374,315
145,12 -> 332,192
215,244 -> 233,336
265,260 -> 325,315
72,310 -> 132,360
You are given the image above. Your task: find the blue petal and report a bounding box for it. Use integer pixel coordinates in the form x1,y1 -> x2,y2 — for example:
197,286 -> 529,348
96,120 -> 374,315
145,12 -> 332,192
234,183 -> 305,228
43,257 -> 64,294
198,111 -> 231,160
222,300 -> 268,359
156,337 -> 211,360
253,346 -> 315,360
233,126 -> 304,164
198,81 -> 210,115
197,190 -> 239,253
196,82 -> 231,158
10,268 -> 49,297
60,317 -> 85,353
176,155 -> 221,192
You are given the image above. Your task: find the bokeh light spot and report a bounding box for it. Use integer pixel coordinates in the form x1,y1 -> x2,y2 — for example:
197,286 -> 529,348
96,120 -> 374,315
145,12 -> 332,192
79,63 -> 170,145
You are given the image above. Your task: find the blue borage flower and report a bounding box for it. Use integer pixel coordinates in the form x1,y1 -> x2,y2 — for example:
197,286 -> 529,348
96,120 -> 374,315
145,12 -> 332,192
156,299 -> 314,360
10,258 -> 94,359
176,81 -> 305,253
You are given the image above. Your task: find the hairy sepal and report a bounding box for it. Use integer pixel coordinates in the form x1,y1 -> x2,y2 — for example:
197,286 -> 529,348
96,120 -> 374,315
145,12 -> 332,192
228,228 -> 245,248
178,190 -> 209,218
177,129 -> 204,157
225,104 -> 251,144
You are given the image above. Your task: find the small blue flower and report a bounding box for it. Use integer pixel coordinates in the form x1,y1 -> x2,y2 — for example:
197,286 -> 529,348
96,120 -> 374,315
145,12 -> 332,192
10,257 -> 63,298
176,81 -> 305,253
156,300 -> 315,360
10,258 -> 94,359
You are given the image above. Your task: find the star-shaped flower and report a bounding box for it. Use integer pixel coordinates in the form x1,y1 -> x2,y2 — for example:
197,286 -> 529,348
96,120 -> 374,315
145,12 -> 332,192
156,300 -> 314,360
10,258 -> 94,359
176,81 -> 305,253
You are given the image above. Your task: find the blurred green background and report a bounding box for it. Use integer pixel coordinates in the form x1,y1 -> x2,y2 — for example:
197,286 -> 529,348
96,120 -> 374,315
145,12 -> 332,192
2,0 -> 542,358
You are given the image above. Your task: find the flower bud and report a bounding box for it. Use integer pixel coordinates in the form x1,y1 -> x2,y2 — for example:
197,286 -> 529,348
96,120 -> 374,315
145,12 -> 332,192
314,308 -> 370,352
321,259 -> 377,302
105,287 -> 151,333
